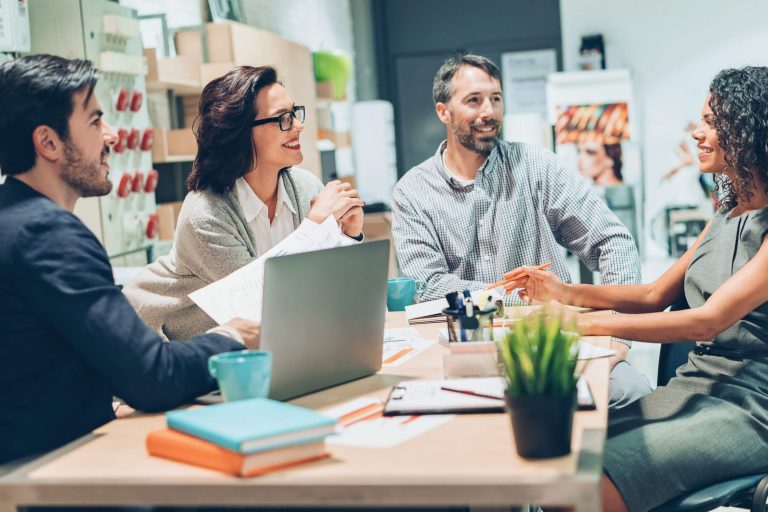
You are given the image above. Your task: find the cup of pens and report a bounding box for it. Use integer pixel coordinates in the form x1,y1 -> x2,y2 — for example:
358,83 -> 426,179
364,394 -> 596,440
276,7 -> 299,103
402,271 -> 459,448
442,290 -> 499,342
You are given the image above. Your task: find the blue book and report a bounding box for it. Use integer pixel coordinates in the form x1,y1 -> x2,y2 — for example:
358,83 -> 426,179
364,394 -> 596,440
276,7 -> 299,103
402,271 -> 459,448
166,398 -> 336,454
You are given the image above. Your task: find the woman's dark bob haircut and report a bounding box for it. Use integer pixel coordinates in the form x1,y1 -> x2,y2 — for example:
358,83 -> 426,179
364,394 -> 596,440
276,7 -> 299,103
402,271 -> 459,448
186,65 -> 278,194
708,66 -> 768,212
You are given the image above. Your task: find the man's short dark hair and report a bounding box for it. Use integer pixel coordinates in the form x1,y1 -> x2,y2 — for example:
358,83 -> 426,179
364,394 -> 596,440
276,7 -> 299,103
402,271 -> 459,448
432,54 -> 501,104
0,54 -> 98,176
186,66 -> 279,194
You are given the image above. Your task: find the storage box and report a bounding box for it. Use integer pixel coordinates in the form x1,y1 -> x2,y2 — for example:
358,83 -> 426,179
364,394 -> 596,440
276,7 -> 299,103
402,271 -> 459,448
156,201 -> 183,241
175,29 -> 204,62
318,130 -> 352,148
145,48 -> 202,95
315,81 -> 335,100
151,128 -> 197,163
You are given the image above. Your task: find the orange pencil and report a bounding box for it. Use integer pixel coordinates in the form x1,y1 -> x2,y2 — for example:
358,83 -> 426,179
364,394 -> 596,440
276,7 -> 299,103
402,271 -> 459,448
485,262 -> 553,290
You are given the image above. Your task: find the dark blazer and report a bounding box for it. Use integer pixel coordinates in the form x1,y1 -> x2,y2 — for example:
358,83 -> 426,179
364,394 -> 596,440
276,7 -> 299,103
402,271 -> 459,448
0,178 -> 242,464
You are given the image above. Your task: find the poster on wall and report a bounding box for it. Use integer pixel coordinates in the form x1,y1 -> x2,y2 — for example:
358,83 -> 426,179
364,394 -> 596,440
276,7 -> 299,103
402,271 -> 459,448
546,70 -> 642,246
554,101 -> 630,185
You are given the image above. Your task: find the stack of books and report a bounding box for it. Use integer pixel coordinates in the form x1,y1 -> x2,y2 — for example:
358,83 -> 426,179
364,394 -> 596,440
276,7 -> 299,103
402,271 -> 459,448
146,398 -> 336,477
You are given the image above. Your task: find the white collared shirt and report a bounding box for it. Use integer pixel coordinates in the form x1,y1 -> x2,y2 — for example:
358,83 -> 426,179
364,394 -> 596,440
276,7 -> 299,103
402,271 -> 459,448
235,177 -> 298,255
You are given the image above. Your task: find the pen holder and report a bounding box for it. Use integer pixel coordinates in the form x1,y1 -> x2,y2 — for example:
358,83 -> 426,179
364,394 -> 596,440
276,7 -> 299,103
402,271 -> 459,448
442,305 -> 499,342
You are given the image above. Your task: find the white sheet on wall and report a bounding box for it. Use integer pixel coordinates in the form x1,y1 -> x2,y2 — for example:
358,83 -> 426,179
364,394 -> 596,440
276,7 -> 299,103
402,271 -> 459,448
501,49 -> 557,118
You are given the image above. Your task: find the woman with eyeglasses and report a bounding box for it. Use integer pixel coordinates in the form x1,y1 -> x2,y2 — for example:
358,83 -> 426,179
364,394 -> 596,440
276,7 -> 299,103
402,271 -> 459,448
124,66 -> 364,340
502,66 -> 768,511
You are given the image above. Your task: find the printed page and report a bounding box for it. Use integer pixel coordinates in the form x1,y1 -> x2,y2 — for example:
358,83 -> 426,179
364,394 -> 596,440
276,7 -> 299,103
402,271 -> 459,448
189,216 -> 344,324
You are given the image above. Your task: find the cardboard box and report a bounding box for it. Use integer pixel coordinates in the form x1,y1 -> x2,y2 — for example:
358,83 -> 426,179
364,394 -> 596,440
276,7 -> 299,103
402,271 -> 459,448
152,129 -> 197,163
200,62 -> 235,88
318,129 -> 352,148
145,48 -> 202,95
175,29 -> 204,63
181,95 -> 201,129
156,201 -> 183,241
315,81 -> 335,100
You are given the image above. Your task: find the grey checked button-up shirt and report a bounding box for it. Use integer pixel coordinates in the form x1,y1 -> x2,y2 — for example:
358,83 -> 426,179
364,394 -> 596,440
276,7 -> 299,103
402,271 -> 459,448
392,140 -> 641,346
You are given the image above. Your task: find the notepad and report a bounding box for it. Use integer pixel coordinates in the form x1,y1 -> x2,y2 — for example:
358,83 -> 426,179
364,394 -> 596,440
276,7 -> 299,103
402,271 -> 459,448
146,429 -> 329,477
383,376 -> 595,415
166,398 -> 336,454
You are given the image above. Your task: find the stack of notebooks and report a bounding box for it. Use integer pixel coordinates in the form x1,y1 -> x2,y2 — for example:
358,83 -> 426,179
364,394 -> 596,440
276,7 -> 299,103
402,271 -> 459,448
146,398 -> 336,477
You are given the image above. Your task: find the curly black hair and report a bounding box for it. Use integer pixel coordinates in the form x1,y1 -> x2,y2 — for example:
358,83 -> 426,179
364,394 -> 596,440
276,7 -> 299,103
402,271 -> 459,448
708,66 -> 768,212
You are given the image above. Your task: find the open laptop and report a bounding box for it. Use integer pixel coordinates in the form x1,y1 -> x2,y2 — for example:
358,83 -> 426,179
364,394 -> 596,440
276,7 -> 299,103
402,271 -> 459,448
260,239 -> 389,401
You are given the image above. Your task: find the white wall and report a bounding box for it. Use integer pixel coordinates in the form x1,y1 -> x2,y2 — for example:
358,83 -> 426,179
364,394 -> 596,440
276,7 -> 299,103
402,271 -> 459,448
242,0 -> 356,100
560,0 -> 768,255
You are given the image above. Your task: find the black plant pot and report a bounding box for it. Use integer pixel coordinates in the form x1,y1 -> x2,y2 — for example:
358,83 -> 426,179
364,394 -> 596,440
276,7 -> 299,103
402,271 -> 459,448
504,391 -> 577,459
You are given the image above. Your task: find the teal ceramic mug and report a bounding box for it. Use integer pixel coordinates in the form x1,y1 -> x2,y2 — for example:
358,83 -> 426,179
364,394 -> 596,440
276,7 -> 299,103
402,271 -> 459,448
208,350 -> 272,402
387,277 -> 428,311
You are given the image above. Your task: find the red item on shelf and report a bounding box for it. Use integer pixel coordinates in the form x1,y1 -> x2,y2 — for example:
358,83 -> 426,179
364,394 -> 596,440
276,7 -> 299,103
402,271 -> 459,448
115,88 -> 129,112
117,172 -> 132,198
130,91 -> 143,112
145,212 -> 158,239
114,128 -> 128,153
144,169 -> 159,193
127,128 -> 140,150
131,171 -> 144,193
140,128 -> 154,151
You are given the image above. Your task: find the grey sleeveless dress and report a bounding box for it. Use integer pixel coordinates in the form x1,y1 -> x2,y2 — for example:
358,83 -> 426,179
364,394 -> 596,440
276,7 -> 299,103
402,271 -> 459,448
603,209 -> 768,511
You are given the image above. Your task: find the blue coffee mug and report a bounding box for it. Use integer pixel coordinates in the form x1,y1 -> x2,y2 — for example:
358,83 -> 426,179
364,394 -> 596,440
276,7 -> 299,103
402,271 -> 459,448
208,350 -> 272,402
387,277 -> 428,311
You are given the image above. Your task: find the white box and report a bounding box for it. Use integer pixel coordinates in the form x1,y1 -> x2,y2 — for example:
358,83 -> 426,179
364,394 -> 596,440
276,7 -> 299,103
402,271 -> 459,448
0,0 -> 30,52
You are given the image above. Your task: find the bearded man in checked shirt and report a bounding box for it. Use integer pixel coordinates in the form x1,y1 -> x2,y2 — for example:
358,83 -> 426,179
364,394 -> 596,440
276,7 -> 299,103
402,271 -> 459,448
391,54 -> 652,408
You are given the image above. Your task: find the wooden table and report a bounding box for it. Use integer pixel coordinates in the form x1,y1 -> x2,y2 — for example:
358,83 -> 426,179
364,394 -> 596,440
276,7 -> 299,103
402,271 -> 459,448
0,311 -> 610,511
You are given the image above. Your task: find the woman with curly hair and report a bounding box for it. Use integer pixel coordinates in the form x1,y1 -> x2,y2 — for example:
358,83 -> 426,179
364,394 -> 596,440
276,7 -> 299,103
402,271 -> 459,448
124,66 -> 364,339
502,66 -> 768,511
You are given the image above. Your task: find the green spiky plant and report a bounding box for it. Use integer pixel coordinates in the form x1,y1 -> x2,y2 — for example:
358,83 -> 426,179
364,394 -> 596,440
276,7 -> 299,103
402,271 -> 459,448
498,307 -> 582,396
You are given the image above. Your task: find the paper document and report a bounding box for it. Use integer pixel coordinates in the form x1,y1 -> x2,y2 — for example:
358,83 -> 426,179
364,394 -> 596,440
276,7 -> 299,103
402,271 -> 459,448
383,327 -> 424,343
577,342 -> 616,360
189,216 -> 349,324
382,338 -> 434,367
323,397 -> 453,448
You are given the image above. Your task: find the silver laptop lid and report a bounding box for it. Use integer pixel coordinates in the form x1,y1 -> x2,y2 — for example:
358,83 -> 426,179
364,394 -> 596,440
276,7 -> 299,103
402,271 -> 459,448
260,239 -> 389,401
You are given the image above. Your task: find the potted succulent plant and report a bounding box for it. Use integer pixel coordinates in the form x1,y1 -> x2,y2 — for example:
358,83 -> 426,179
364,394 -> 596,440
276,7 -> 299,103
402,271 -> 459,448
497,307 -> 582,458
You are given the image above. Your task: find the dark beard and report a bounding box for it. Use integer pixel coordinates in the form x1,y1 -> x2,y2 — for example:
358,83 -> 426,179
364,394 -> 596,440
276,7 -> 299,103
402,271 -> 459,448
61,142 -> 112,197
453,121 -> 500,155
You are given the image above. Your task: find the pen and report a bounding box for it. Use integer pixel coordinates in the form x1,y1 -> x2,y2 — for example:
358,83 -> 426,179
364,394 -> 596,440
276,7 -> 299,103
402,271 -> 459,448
485,262 -> 553,290
440,386 -> 504,401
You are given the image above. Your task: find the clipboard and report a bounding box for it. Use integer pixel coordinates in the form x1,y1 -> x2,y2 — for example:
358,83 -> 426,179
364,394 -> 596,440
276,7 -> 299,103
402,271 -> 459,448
383,377 -> 596,416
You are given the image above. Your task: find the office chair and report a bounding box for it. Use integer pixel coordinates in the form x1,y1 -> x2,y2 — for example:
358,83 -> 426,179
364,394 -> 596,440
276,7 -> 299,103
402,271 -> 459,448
650,299 -> 768,512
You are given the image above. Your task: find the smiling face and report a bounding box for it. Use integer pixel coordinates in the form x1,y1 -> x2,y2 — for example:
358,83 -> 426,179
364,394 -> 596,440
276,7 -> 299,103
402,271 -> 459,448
437,65 -> 503,155
692,94 -> 728,175
59,87 -> 118,197
251,83 -> 304,171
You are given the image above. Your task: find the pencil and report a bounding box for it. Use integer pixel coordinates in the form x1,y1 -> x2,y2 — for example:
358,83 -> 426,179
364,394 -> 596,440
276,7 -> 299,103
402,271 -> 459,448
485,262 -> 553,290
440,386 -> 504,401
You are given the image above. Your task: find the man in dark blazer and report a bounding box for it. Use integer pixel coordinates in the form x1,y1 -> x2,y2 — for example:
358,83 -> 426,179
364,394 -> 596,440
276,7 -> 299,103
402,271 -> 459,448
0,55 -> 261,465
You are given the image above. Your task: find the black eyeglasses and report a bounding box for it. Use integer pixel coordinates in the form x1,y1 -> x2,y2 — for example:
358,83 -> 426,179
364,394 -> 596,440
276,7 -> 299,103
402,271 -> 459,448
252,106 -> 306,131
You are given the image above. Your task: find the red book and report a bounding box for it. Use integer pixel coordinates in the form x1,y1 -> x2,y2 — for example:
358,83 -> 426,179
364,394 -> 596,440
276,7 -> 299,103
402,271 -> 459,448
146,429 -> 329,477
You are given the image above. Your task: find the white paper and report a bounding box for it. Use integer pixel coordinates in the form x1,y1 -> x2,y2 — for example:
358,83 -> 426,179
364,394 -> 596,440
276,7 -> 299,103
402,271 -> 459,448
323,397 -> 453,449
189,216 -> 346,324
577,342 -> 616,360
383,327 -> 424,343
382,338 -> 434,367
